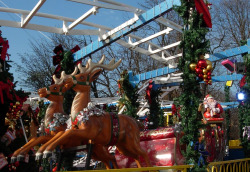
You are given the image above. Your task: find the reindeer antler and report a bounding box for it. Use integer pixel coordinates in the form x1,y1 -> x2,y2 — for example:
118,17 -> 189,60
52,74 -> 64,85
84,55 -> 122,73
78,54 -> 106,74
54,66 -> 78,84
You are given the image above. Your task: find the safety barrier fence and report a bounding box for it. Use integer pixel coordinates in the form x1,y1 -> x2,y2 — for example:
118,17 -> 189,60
207,158 -> 250,172
67,158 -> 250,172
68,165 -> 193,172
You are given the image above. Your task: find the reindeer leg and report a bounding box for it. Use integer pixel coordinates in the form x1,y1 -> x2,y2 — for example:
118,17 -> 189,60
92,145 -> 118,169
11,137 -> 38,162
16,135 -> 53,161
18,136 -> 53,155
44,129 -> 92,155
12,137 -> 50,162
109,155 -> 119,169
35,131 -> 65,159
117,132 -> 151,168
119,142 -> 151,168
12,137 -> 37,157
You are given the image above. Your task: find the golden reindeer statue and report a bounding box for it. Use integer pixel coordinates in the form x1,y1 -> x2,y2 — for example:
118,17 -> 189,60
12,68 -> 118,169
41,55 -> 151,168
11,69 -> 77,162
33,65 -> 118,169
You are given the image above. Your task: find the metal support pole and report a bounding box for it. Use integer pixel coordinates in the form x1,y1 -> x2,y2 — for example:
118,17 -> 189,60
56,148 -> 63,171
85,140 -> 93,170
19,116 -> 28,143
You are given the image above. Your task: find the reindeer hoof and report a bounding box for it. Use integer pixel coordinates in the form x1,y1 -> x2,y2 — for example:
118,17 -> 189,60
17,155 -> 25,161
11,157 -> 17,163
43,151 -> 52,159
35,152 -> 43,160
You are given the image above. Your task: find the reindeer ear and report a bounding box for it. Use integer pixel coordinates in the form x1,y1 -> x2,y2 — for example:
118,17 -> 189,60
89,69 -> 102,82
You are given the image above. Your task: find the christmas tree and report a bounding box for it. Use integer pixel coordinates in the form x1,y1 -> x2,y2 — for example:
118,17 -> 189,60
0,29 -> 35,171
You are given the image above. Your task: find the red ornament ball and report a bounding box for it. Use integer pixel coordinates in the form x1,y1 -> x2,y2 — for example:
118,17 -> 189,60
198,74 -> 204,78
198,59 -> 207,69
195,67 -> 203,74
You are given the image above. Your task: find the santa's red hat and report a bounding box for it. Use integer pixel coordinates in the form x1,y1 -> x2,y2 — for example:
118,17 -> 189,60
205,94 -> 213,100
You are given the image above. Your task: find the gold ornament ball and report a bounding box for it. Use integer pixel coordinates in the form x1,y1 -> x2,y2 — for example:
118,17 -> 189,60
203,75 -> 208,79
208,80 -> 212,84
203,79 -> 208,82
189,63 -> 197,71
205,60 -> 212,66
203,68 -> 208,74
207,64 -> 212,71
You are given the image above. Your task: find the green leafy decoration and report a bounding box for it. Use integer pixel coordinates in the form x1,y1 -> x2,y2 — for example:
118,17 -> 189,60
224,85 -> 231,143
238,46 -> 250,157
147,87 -> 165,129
173,0 -> 210,170
118,71 -> 139,119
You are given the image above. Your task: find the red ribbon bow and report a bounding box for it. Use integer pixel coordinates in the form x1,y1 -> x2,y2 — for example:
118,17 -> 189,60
145,80 -> 153,104
0,37 -> 10,61
0,80 -> 14,104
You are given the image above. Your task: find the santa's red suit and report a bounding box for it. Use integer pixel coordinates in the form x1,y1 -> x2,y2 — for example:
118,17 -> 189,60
203,95 -> 223,118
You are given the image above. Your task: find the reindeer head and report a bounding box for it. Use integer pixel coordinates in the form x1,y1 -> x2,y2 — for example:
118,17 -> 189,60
38,67 -> 78,101
64,55 -> 121,92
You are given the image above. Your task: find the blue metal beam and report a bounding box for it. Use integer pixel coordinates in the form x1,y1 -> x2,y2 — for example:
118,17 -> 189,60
129,39 -> 249,84
153,74 -> 243,88
73,0 -> 181,62
220,102 -> 239,110
210,74 -> 243,82
128,67 -> 179,87
209,45 -> 249,62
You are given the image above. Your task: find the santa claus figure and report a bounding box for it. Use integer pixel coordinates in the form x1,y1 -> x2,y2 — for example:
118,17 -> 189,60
203,94 -> 223,118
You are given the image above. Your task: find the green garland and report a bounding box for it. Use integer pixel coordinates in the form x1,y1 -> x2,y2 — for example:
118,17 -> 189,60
174,0 -> 210,170
238,41 -> 250,157
118,71 -> 139,119
147,87 -> 165,129
224,85 -> 230,143
57,48 -> 77,115
37,100 -> 49,123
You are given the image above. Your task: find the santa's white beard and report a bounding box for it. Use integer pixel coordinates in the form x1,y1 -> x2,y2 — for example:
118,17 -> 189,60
208,100 -> 217,109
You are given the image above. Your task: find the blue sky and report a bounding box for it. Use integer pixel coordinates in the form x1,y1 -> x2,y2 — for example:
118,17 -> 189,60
0,0 -> 142,90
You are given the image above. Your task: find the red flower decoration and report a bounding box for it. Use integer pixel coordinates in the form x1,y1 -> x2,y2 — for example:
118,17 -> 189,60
70,45 -> 80,53
145,80 -> 153,104
52,45 -> 64,66
0,36 -> 10,61
53,44 -> 64,55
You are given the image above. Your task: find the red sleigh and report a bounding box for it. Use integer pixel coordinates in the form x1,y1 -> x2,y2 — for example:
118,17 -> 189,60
115,126 -> 185,168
